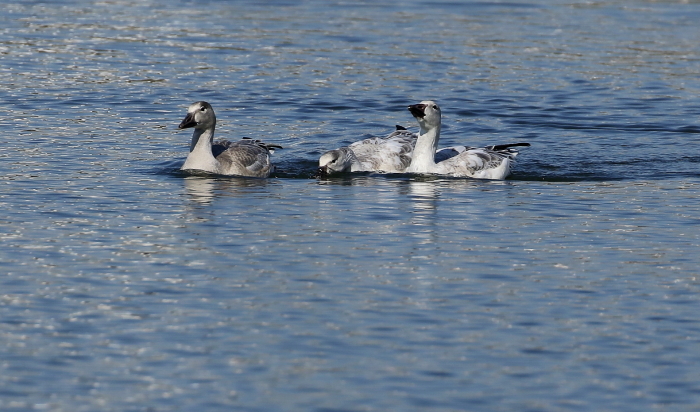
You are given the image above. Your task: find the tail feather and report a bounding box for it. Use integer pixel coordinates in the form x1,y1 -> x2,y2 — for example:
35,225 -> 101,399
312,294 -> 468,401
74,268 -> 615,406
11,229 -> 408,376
487,142 -> 530,151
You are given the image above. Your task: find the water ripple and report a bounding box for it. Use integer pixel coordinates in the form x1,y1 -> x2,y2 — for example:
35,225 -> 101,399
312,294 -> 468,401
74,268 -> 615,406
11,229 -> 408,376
2,1 -> 700,411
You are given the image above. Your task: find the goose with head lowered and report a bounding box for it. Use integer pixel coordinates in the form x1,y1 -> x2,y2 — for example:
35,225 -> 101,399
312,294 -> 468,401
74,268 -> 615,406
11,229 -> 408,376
406,100 -> 529,179
178,101 -> 282,177
317,125 -> 417,176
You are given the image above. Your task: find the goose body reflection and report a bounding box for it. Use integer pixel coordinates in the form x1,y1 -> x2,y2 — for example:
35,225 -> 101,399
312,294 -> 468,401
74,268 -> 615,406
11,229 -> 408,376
407,101 -> 529,179
178,101 -> 282,177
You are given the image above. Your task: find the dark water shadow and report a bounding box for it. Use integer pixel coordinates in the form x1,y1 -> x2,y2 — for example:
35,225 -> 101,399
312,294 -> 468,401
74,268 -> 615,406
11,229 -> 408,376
147,152 -> 700,184
518,155 -> 700,182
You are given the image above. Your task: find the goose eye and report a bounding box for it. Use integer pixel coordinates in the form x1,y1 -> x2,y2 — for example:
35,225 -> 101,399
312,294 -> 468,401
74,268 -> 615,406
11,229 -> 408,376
200,107 -> 207,112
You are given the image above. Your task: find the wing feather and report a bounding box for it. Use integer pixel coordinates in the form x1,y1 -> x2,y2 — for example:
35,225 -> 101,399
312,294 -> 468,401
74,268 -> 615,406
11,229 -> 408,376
213,139 -> 281,177
436,144 -> 525,179
348,129 -> 418,172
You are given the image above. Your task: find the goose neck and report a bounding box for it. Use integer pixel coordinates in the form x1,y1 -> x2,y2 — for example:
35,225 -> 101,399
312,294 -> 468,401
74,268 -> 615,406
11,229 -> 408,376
409,125 -> 440,172
182,126 -> 218,172
190,127 -> 214,153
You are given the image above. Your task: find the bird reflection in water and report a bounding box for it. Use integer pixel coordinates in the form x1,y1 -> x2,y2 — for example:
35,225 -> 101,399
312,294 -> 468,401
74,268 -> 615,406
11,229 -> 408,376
183,175 -> 270,205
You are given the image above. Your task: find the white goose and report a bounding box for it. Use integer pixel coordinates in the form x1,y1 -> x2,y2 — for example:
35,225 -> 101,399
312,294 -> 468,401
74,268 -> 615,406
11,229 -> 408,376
317,125 -> 417,175
178,101 -> 281,177
406,100 -> 529,179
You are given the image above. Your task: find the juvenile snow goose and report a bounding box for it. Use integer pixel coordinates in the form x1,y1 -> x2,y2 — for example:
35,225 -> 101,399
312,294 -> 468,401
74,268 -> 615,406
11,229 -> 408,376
406,100 -> 529,179
178,101 -> 281,177
317,125 -> 417,176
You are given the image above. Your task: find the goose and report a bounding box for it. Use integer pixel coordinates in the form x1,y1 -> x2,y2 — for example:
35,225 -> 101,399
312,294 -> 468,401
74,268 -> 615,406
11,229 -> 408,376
317,125 -> 418,176
406,100 -> 529,179
178,101 -> 281,177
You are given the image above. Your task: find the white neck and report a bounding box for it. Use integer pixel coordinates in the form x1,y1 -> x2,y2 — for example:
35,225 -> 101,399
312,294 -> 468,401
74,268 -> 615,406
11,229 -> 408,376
182,127 -> 219,173
407,123 -> 440,173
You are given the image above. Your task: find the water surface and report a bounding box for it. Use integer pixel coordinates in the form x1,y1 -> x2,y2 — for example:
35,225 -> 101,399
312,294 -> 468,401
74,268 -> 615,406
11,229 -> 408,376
2,1 -> 700,411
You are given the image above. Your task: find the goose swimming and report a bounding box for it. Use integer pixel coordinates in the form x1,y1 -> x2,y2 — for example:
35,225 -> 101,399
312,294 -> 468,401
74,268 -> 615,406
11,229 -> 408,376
317,125 -> 418,176
406,101 -> 529,179
178,101 -> 281,177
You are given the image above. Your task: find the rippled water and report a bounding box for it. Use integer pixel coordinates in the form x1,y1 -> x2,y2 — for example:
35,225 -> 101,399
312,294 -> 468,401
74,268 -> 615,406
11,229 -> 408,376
2,0 -> 700,411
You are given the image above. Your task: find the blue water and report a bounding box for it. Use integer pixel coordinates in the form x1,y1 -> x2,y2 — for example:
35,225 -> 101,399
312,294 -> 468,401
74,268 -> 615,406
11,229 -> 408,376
2,0 -> 700,411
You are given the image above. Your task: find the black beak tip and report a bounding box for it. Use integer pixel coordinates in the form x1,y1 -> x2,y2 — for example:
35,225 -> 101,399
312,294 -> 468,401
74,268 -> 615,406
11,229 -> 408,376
178,120 -> 196,129
178,113 -> 197,130
408,104 -> 426,119
315,166 -> 329,178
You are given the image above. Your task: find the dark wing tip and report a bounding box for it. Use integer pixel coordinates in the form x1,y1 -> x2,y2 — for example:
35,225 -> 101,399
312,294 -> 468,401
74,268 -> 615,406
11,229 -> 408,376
238,137 -> 283,151
488,142 -> 531,151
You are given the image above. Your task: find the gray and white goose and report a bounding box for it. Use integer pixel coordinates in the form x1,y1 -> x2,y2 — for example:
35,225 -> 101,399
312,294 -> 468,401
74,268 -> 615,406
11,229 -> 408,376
406,100 -> 529,179
178,101 -> 281,177
317,125 -> 418,176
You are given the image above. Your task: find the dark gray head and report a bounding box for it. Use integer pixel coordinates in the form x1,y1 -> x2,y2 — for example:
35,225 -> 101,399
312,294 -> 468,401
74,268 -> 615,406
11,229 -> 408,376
179,101 -> 216,130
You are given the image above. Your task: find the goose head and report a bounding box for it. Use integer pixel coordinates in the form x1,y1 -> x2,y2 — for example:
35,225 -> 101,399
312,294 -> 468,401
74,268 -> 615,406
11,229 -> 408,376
179,101 -> 216,131
408,100 -> 441,133
317,148 -> 355,176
